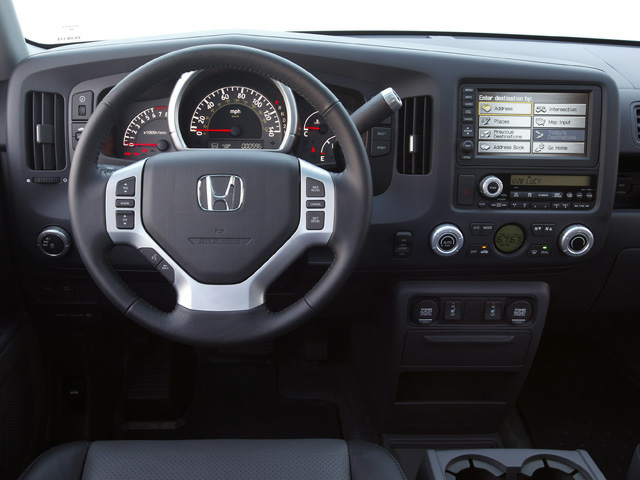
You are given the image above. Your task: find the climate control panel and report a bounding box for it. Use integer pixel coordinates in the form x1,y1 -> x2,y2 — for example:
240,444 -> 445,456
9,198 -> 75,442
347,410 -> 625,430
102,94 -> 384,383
429,222 -> 594,259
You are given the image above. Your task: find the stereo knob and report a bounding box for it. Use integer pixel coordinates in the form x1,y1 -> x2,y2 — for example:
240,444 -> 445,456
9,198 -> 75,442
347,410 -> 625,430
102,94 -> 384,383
558,224 -> 594,257
430,224 -> 464,257
37,226 -> 72,258
479,176 -> 504,198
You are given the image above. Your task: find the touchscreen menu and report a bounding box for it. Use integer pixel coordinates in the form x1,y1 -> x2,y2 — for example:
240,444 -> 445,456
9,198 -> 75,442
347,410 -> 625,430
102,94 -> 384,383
476,91 -> 589,157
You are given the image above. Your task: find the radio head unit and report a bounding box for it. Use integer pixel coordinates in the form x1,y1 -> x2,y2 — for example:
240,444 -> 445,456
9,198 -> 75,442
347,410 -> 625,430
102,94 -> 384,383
459,85 -> 601,168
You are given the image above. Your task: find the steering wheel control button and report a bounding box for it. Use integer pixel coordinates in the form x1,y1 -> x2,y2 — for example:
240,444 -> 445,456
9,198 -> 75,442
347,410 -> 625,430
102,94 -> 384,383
139,248 -> 163,268
116,211 -> 135,229
506,300 -> 533,324
444,301 -> 462,320
430,224 -> 464,257
306,212 -> 325,230
558,224 -> 594,257
157,261 -> 175,284
37,227 -> 72,258
479,175 -> 504,199
116,177 -> 136,196
393,231 -> 413,258
115,199 -> 135,208
306,178 -> 325,197
413,300 -> 438,324
484,301 -> 502,321
306,200 -> 325,209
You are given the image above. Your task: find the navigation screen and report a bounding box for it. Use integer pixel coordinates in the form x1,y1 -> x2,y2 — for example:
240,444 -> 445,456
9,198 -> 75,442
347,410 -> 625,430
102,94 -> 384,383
476,91 -> 589,157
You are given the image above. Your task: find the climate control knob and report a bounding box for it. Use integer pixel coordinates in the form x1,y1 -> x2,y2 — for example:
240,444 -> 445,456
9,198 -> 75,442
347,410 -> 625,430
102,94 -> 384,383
479,175 -> 504,198
558,224 -> 594,257
430,224 -> 464,257
37,226 -> 72,258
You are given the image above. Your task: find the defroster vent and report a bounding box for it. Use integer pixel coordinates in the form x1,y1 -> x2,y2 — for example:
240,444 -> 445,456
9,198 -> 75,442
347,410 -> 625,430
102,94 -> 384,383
397,96 -> 432,174
27,91 -> 66,171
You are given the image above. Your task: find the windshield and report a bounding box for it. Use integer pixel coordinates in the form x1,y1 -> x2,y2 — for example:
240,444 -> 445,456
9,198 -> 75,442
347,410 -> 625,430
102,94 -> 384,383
13,0 -> 640,45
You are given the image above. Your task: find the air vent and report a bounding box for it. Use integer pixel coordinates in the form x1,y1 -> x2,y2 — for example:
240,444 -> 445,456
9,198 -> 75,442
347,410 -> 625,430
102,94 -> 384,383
27,91 -> 66,171
397,96 -> 432,174
634,103 -> 640,144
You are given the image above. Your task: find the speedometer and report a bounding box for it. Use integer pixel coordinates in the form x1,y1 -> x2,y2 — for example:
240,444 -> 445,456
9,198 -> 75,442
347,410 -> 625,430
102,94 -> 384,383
170,70 -> 296,152
189,86 -> 285,150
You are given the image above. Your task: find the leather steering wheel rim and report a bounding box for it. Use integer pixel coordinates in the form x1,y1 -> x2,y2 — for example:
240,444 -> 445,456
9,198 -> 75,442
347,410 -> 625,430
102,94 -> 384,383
69,45 -> 372,346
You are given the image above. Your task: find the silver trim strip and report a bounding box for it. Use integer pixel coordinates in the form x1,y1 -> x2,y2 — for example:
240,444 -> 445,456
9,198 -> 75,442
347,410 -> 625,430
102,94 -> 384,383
168,70 -> 298,154
106,158 -> 334,312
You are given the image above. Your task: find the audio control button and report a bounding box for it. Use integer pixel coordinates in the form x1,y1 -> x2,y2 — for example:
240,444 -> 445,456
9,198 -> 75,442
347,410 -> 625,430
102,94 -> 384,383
479,176 -> 504,199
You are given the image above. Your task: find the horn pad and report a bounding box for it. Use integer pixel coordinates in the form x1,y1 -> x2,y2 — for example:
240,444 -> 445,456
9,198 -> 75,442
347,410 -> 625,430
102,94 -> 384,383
141,150 -> 300,284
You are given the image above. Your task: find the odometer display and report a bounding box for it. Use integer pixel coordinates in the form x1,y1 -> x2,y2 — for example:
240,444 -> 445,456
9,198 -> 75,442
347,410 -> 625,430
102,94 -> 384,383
188,86 -> 286,149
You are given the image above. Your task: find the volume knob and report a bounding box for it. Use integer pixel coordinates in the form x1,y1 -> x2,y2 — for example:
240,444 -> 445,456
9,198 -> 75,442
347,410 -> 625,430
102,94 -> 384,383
479,176 -> 504,198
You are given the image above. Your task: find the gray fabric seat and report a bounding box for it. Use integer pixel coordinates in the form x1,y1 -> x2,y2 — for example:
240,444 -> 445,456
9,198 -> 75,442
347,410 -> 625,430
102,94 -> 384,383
19,438 -> 407,480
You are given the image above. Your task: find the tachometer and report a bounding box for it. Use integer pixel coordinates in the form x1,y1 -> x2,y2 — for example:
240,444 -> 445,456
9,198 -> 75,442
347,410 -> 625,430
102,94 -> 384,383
122,106 -> 172,159
188,86 -> 287,150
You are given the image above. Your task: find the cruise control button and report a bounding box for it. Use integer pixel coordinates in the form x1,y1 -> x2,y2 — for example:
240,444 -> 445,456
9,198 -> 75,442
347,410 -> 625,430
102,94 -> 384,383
306,212 -> 325,230
116,177 -> 136,196
306,178 -> 325,197
157,261 -> 175,284
116,211 -> 135,229
139,248 -> 163,267
306,200 -> 325,209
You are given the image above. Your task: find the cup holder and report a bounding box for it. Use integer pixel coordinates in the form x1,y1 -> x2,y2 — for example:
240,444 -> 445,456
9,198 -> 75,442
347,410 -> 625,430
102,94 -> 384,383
518,458 -> 588,480
445,458 -> 506,480
427,451 -> 600,480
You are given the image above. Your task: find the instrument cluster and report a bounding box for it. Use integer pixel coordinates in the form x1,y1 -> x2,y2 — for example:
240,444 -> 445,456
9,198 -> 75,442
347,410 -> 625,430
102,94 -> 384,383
100,69 -> 365,170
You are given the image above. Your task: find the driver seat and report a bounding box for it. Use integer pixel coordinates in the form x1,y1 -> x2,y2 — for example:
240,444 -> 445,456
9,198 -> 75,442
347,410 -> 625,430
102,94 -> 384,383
18,438 -> 407,480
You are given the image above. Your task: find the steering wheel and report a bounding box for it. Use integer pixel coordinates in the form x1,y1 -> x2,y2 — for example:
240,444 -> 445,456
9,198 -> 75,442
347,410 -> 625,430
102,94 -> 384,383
69,45 -> 372,346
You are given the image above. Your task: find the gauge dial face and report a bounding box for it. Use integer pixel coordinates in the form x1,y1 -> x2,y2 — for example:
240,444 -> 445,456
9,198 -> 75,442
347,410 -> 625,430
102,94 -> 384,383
299,111 -> 337,166
188,86 -> 287,150
122,106 -> 172,159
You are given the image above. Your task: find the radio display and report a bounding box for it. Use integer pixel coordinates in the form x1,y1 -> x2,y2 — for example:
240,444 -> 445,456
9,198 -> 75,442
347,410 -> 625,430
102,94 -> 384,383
510,175 -> 591,187
476,91 -> 589,158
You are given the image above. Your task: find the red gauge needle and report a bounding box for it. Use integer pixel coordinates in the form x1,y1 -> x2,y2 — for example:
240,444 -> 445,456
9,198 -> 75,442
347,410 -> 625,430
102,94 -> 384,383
128,143 -> 158,146
194,129 -> 232,132
306,127 -> 321,130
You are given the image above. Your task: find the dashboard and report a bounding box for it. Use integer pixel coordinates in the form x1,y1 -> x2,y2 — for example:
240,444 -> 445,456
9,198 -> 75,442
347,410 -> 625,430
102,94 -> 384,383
2,30 -> 640,315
